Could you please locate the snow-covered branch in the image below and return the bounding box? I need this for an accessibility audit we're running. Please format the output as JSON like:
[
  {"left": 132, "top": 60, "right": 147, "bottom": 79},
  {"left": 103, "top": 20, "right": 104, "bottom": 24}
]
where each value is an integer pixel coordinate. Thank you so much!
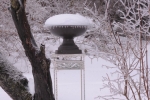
[{"left": 0, "top": 53, "right": 32, "bottom": 100}]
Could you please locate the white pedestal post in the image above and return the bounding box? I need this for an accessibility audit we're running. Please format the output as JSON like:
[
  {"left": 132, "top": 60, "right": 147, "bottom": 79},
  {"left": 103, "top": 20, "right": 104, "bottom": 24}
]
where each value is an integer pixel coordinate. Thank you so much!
[{"left": 51, "top": 54, "right": 85, "bottom": 100}]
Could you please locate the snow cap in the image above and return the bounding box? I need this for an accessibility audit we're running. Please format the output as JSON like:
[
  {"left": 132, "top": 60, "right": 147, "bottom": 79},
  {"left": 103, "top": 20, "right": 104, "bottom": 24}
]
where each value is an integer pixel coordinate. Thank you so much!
[{"left": 44, "top": 13, "right": 91, "bottom": 28}]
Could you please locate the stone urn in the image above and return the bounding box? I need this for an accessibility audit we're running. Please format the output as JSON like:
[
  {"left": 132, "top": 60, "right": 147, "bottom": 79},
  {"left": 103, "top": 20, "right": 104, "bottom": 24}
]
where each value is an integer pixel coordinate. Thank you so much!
[{"left": 45, "top": 14, "right": 89, "bottom": 54}]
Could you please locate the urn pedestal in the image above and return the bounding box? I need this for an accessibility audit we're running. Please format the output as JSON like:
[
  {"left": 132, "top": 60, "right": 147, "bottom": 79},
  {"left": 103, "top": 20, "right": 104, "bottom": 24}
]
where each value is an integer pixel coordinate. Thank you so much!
[
  {"left": 45, "top": 14, "right": 89, "bottom": 100},
  {"left": 49, "top": 25, "right": 87, "bottom": 54}
]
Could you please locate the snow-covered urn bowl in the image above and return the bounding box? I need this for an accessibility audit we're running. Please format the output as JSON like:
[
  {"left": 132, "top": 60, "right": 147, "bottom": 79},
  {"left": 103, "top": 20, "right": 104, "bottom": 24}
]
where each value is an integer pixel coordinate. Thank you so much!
[{"left": 45, "top": 14, "right": 90, "bottom": 54}]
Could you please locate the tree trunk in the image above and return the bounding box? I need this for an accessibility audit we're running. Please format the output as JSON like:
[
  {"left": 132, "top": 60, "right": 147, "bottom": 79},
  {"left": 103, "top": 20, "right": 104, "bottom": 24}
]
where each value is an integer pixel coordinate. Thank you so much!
[{"left": 8, "top": 0, "right": 55, "bottom": 100}]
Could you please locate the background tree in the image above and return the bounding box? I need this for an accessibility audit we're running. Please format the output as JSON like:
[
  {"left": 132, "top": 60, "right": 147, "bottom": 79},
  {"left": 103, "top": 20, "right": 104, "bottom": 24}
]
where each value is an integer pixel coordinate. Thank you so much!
[
  {"left": 1, "top": 0, "right": 55, "bottom": 100},
  {"left": 93, "top": 0, "right": 150, "bottom": 99},
  {"left": 0, "top": 0, "right": 92, "bottom": 99},
  {"left": 1, "top": 0, "right": 149, "bottom": 100}
]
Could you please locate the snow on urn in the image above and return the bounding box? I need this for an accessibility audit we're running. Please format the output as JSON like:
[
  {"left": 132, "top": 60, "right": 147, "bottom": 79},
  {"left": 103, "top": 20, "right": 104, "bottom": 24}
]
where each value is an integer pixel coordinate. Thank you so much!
[{"left": 45, "top": 14, "right": 90, "bottom": 54}]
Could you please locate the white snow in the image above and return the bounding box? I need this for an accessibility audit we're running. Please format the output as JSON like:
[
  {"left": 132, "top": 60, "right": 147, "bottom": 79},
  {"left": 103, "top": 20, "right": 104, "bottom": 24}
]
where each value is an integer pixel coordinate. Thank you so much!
[
  {"left": 0, "top": 33, "right": 150, "bottom": 100},
  {"left": 52, "top": 57, "right": 114, "bottom": 100},
  {"left": 24, "top": 74, "right": 35, "bottom": 95},
  {"left": 0, "top": 56, "right": 114, "bottom": 100},
  {"left": 44, "top": 14, "right": 90, "bottom": 27},
  {"left": 0, "top": 87, "right": 12, "bottom": 100},
  {"left": 0, "top": 54, "right": 126, "bottom": 100}
]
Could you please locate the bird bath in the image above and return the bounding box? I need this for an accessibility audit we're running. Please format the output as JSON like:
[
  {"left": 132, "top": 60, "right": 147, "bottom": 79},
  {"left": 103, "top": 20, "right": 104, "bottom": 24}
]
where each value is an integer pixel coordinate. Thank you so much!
[{"left": 45, "top": 14, "right": 90, "bottom": 54}]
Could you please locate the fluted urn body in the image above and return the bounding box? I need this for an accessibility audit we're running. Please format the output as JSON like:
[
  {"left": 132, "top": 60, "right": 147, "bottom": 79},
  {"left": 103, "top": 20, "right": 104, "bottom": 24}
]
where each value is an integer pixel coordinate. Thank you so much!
[
  {"left": 45, "top": 14, "right": 89, "bottom": 54},
  {"left": 50, "top": 25, "right": 87, "bottom": 54}
]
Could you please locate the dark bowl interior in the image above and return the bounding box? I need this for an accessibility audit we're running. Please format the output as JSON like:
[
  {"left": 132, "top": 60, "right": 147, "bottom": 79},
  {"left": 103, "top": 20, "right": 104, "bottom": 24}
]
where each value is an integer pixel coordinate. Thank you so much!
[{"left": 50, "top": 25, "right": 87, "bottom": 38}]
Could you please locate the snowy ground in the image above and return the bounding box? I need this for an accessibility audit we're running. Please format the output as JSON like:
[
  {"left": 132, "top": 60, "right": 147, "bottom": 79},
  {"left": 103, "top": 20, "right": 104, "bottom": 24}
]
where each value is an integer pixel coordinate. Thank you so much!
[
  {"left": 0, "top": 43, "right": 149, "bottom": 100},
  {"left": 0, "top": 56, "right": 115, "bottom": 100}
]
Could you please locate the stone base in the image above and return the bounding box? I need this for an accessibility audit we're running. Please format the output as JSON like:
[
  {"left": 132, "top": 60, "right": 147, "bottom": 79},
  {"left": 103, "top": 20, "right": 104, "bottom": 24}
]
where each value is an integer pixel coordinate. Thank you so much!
[
  {"left": 55, "top": 49, "right": 82, "bottom": 54},
  {"left": 55, "top": 38, "right": 82, "bottom": 54}
]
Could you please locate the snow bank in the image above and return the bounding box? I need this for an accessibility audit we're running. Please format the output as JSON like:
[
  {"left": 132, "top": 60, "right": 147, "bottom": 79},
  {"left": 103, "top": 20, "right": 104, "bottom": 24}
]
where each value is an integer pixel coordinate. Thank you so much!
[{"left": 44, "top": 13, "right": 90, "bottom": 27}]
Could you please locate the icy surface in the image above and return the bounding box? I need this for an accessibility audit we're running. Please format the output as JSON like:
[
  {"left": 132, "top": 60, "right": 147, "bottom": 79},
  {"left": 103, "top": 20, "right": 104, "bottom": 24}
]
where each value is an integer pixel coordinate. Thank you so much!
[{"left": 44, "top": 13, "right": 90, "bottom": 27}]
